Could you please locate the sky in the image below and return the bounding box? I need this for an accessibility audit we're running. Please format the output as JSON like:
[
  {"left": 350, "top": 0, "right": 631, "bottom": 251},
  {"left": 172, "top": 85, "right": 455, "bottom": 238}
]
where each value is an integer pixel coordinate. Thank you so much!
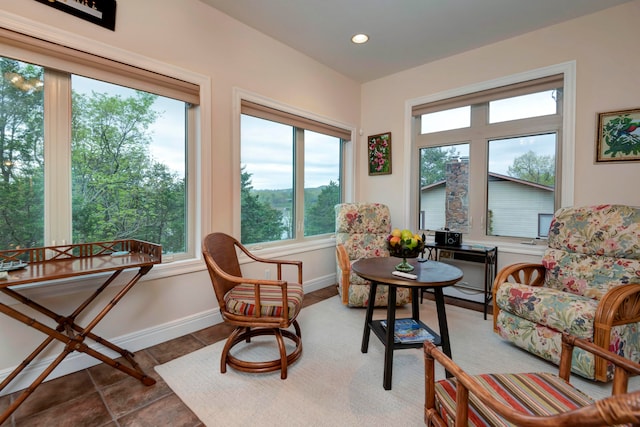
[{"left": 241, "top": 115, "right": 341, "bottom": 190}]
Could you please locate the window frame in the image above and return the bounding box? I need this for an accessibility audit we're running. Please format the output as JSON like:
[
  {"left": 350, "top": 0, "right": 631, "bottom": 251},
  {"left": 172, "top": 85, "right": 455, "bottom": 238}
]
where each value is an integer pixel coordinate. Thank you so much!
[
  {"left": 0, "top": 19, "right": 212, "bottom": 276},
  {"left": 233, "top": 89, "right": 356, "bottom": 250},
  {"left": 404, "top": 62, "right": 576, "bottom": 249}
]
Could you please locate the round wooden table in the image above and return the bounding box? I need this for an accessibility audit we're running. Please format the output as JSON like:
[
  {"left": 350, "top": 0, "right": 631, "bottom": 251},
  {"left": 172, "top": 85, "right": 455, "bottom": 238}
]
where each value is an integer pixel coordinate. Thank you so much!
[{"left": 352, "top": 257, "right": 463, "bottom": 390}]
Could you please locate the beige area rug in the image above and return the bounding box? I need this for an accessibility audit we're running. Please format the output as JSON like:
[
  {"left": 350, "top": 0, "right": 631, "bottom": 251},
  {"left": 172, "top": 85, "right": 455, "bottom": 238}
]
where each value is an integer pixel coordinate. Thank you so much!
[{"left": 155, "top": 296, "right": 639, "bottom": 427}]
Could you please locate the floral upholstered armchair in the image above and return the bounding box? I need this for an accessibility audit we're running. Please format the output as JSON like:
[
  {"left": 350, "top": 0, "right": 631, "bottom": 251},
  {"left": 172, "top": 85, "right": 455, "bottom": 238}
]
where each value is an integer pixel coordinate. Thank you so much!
[
  {"left": 335, "top": 203, "right": 411, "bottom": 307},
  {"left": 493, "top": 204, "right": 640, "bottom": 382}
]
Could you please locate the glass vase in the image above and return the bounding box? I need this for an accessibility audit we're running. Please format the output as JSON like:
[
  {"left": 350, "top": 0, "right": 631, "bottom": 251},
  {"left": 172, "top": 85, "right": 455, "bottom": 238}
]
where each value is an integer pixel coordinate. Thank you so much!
[{"left": 395, "top": 257, "right": 414, "bottom": 272}]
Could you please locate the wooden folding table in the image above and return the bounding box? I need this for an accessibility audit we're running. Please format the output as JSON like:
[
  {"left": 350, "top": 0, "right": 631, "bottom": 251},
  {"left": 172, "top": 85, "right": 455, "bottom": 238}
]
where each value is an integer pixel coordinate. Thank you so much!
[{"left": 0, "top": 240, "right": 162, "bottom": 424}]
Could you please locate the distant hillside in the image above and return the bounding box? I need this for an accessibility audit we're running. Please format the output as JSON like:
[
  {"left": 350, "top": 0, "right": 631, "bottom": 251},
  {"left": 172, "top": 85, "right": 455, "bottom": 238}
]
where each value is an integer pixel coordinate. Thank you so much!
[{"left": 253, "top": 186, "right": 325, "bottom": 210}]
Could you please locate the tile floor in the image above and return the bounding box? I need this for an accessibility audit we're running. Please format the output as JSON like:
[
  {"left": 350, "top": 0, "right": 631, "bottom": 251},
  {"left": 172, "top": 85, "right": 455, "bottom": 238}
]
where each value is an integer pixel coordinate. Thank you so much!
[
  {"left": 0, "top": 285, "right": 487, "bottom": 426},
  {"left": 0, "top": 285, "right": 339, "bottom": 427}
]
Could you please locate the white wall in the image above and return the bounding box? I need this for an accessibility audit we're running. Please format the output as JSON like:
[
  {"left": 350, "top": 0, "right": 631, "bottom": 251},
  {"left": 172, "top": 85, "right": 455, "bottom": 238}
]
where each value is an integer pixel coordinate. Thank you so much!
[{"left": 0, "top": 0, "right": 360, "bottom": 392}]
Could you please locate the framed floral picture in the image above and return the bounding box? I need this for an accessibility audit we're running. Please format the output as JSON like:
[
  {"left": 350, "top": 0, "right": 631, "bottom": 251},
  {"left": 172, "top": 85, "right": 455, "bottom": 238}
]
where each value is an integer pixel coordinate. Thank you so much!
[
  {"left": 596, "top": 108, "right": 640, "bottom": 162},
  {"left": 368, "top": 132, "right": 392, "bottom": 175}
]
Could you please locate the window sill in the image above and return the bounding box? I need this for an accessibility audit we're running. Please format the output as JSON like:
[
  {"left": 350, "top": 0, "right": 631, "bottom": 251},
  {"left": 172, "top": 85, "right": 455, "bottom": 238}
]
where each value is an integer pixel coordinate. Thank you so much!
[
  {"left": 239, "top": 236, "right": 336, "bottom": 263},
  {"left": 454, "top": 238, "right": 545, "bottom": 258}
]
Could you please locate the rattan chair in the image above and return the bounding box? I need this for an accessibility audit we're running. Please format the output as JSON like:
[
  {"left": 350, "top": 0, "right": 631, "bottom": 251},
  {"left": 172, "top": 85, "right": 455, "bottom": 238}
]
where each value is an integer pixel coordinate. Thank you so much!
[
  {"left": 335, "top": 202, "right": 411, "bottom": 307},
  {"left": 424, "top": 333, "right": 640, "bottom": 426},
  {"left": 492, "top": 204, "right": 640, "bottom": 382},
  {"left": 202, "top": 232, "right": 304, "bottom": 379}
]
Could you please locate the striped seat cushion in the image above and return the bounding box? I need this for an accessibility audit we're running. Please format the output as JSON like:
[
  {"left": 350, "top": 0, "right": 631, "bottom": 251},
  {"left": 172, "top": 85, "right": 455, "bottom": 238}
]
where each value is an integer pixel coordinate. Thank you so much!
[
  {"left": 434, "top": 372, "right": 594, "bottom": 427},
  {"left": 225, "top": 282, "right": 304, "bottom": 320}
]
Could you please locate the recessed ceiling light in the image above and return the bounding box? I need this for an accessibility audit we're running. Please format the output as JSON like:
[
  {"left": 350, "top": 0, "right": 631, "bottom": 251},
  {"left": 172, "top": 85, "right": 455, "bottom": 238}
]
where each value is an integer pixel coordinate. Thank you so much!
[{"left": 351, "top": 34, "right": 369, "bottom": 44}]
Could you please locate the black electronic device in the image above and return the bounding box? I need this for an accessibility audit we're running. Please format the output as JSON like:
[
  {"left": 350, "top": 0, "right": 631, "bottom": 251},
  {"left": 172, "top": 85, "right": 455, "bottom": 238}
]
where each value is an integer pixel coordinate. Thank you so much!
[{"left": 434, "top": 229, "right": 462, "bottom": 246}]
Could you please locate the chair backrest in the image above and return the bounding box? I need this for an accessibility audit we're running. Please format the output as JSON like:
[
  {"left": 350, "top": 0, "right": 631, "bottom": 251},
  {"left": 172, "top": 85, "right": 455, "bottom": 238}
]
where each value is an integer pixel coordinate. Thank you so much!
[
  {"left": 335, "top": 202, "right": 391, "bottom": 261},
  {"left": 542, "top": 204, "right": 640, "bottom": 299},
  {"left": 202, "top": 232, "right": 244, "bottom": 306}
]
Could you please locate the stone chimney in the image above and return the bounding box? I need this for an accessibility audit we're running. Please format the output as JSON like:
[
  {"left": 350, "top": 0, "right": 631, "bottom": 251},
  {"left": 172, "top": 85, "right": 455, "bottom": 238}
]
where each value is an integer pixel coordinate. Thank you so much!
[{"left": 445, "top": 158, "right": 469, "bottom": 232}]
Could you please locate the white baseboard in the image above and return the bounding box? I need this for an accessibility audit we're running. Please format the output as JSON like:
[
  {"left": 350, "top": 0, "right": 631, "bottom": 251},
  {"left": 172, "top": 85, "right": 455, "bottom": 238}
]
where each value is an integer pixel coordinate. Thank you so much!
[
  {"left": 0, "top": 274, "right": 336, "bottom": 396},
  {"left": 0, "top": 308, "right": 221, "bottom": 396},
  {"left": 303, "top": 273, "right": 336, "bottom": 293}
]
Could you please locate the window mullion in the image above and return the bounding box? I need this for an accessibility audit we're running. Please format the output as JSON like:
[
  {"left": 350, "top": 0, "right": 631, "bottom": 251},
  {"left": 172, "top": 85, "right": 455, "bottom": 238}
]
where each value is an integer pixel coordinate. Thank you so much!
[
  {"left": 484, "top": 116, "right": 562, "bottom": 139},
  {"left": 469, "top": 104, "right": 488, "bottom": 240},
  {"left": 294, "top": 127, "right": 304, "bottom": 241},
  {"left": 43, "top": 69, "right": 72, "bottom": 246},
  {"left": 185, "top": 104, "right": 197, "bottom": 257}
]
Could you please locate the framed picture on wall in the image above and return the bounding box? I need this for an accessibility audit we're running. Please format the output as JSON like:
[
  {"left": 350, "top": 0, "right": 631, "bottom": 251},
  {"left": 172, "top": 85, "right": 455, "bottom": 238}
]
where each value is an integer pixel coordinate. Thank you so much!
[
  {"left": 34, "top": 0, "right": 117, "bottom": 31},
  {"left": 595, "top": 108, "right": 640, "bottom": 163},
  {"left": 367, "top": 132, "right": 392, "bottom": 175}
]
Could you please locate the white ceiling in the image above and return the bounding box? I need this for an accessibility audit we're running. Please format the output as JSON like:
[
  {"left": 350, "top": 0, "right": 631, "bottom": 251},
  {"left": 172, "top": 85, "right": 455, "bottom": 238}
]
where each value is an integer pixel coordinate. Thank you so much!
[{"left": 200, "top": 0, "right": 632, "bottom": 82}]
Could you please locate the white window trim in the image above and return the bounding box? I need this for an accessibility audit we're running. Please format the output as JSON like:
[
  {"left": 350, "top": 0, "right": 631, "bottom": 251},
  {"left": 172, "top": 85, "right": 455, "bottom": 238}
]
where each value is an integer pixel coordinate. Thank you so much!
[
  {"left": 403, "top": 61, "right": 576, "bottom": 255},
  {"left": 0, "top": 10, "right": 213, "bottom": 284},
  {"left": 231, "top": 88, "right": 356, "bottom": 254}
]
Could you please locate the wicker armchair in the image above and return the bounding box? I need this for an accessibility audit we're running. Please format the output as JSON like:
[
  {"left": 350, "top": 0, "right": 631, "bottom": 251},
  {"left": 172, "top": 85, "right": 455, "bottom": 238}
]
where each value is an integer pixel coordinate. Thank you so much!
[
  {"left": 202, "top": 232, "right": 304, "bottom": 379},
  {"left": 492, "top": 204, "right": 640, "bottom": 382},
  {"left": 424, "top": 334, "right": 640, "bottom": 426}
]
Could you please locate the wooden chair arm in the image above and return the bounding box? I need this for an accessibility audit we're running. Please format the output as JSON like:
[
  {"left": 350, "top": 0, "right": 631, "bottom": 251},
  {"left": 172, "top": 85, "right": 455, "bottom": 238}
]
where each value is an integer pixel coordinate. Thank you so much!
[
  {"left": 336, "top": 244, "right": 351, "bottom": 305},
  {"left": 235, "top": 242, "right": 303, "bottom": 284},
  {"left": 424, "top": 336, "right": 640, "bottom": 427},
  {"left": 492, "top": 263, "right": 546, "bottom": 331},
  {"left": 204, "top": 251, "right": 294, "bottom": 322},
  {"left": 592, "top": 283, "right": 640, "bottom": 381},
  {"left": 561, "top": 333, "right": 640, "bottom": 394},
  {"left": 595, "top": 283, "right": 640, "bottom": 329}
]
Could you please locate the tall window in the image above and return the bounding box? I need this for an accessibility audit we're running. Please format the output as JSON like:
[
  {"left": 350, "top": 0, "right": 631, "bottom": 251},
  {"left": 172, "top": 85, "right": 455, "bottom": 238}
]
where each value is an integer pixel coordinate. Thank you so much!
[
  {"left": 0, "top": 29, "right": 199, "bottom": 257},
  {"left": 414, "top": 75, "right": 563, "bottom": 240},
  {"left": 240, "top": 100, "right": 347, "bottom": 245},
  {"left": 0, "top": 59, "right": 44, "bottom": 249},
  {"left": 71, "top": 76, "right": 188, "bottom": 252}
]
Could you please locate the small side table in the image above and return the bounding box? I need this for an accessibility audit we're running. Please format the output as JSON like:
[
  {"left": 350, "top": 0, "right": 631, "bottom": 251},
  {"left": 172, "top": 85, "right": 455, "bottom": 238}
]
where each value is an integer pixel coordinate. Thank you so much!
[
  {"left": 353, "top": 257, "right": 463, "bottom": 390},
  {"left": 422, "top": 244, "right": 498, "bottom": 319}
]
